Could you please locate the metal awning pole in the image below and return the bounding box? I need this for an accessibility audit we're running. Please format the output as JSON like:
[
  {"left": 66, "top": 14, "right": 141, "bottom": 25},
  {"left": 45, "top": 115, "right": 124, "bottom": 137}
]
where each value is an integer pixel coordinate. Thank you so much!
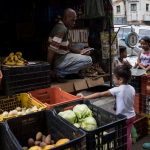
[{"left": 108, "top": 18, "right": 112, "bottom": 87}]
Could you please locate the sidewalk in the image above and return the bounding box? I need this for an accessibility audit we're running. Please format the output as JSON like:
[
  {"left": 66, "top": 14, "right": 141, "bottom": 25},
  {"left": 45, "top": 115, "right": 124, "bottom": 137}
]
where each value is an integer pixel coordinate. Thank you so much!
[{"left": 132, "top": 135, "right": 150, "bottom": 150}]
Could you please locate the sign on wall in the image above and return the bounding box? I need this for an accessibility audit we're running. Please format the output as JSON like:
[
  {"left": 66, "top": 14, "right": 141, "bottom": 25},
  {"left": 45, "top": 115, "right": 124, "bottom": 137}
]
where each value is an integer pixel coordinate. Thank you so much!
[
  {"left": 68, "top": 29, "right": 89, "bottom": 44},
  {"left": 101, "top": 32, "right": 117, "bottom": 59}
]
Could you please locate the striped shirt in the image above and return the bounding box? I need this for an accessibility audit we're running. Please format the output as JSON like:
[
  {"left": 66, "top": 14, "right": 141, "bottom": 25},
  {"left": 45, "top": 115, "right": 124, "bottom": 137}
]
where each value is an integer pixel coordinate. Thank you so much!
[{"left": 48, "top": 21, "right": 70, "bottom": 54}]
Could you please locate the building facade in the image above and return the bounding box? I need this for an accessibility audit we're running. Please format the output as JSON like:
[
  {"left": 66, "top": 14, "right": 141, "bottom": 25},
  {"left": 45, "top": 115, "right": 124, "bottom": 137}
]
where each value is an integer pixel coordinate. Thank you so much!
[{"left": 113, "top": 0, "right": 150, "bottom": 25}]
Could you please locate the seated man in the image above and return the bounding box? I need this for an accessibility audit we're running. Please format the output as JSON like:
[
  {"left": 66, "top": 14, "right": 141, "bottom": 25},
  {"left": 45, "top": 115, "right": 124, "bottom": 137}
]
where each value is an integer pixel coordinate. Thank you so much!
[{"left": 47, "top": 8, "right": 92, "bottom": 81}]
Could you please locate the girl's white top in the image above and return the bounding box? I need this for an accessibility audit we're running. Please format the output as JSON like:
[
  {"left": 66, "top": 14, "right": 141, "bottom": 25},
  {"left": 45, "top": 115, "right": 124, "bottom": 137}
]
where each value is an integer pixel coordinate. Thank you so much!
[{"left": 109, "top": 84, "right": 135, "bottom": 119}]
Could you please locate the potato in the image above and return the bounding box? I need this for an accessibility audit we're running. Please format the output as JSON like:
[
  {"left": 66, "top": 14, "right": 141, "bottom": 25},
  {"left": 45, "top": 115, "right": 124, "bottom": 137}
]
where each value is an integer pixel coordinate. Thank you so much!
[
  {"left": 22, "top": 146, "right": 28, "bottom": 150},
  {"left": 36, "top": 132, "right": 43, "bottom": 141},
  {"left": 44, "top": 134, "right": 51, "bottom": 145},
  {"left": 39, "top": 142, "right": 46, "bottom": 147},
  {"left": 28, "top": 138, "right": 35, "bottom": 147},
  {"left": 34, "top": 141, "right": 41, "bottom": 146},
  {"left": 42, "top": 135, "right": 46, "bottom": 142},
  {"left": 2, "top": 111, "right": 8, "bottom": 117},
  {"left": 16, "top": 107, "right": 22, "bottom": 111},
  {"left": 50, "top": 140, "right": 54, "bottom": 144},
  {"left": 8, "top": 110, "right": 18, "bottom": 116}
]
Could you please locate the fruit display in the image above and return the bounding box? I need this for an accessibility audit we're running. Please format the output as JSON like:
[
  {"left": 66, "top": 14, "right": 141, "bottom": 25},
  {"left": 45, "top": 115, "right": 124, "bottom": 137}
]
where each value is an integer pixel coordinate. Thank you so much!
[
  {"left": 1, "top": 106, "right": 42, "bottom": 118},
  {"left": 3, "top": 52, "right": 27, "bottom": 66},
  {"left": 22, "top": 131, "right": 70, "bottom": 150},
  {"left": 58, "top": 104, "right": 97, "bottom": 131}
]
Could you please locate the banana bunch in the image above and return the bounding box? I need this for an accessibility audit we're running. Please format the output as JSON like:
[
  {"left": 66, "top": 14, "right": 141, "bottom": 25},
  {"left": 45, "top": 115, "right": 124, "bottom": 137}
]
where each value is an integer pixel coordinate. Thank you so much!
[{"left": 3, "top": 52, "right": 27, "bottom": 66}]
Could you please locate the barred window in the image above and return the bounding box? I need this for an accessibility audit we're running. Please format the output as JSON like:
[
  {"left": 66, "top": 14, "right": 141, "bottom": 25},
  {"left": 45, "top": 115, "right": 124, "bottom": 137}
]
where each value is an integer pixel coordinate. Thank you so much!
[
  {"left": 116, "top": 5, "right": 120, "bottom": 13},
  {"left": 131, "top": 4, "right": 137, "bottom": 11}
]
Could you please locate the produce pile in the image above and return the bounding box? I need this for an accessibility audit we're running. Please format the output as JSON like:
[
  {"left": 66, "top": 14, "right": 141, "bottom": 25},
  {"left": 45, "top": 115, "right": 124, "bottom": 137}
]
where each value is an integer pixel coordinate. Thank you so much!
[
  {"left": 58, "top": 104, "right": 97, "bottom": 131},
  {"left": 3, "top": 52, "right": 27, "bottom": 66},
  {"left": 2, "top": 106, "right": 42, "bottom": 118},
  {"left": 23, "top": 131, "right": 70, "bottom": 150}
]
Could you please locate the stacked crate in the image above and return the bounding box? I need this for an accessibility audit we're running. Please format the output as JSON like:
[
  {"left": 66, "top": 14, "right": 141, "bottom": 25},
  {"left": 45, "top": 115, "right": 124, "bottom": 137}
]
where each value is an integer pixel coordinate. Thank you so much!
[
  {"left": 130, "top": 74, "right": 150, "bottom": 140},
  {"left": 138, "top": 75, "right": 150, "bottom": 114},
  {"left": 139, "top": 75, "right": 150, "bottom": 135}
]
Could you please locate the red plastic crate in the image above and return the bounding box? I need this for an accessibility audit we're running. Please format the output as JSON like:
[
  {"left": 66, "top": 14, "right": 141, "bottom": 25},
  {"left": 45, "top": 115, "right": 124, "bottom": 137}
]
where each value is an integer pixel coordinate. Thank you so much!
[
  {"left": 141, "top": 75, "right": 150, "bottom": 95},
  {"left": 133, "top": 114, "right": 147, "bottom": 140},
  {"left": 138, "top": 94, "right": 150, "bottom": 114},
  {"left": 134, "top": 94, "right": 140, "bottom": 113},
  {"left": 29, "top": 87, "right": 80, "bottom": 109}
]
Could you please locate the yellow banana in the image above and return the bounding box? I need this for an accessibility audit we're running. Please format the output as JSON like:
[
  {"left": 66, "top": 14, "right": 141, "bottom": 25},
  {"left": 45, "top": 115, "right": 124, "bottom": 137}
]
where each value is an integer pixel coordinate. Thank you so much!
[
  {"left": 15, "top": 52, "right": 22, "bottom": 57},
  {"left": 9, "top": 55, "right": 14, "bottom": 62},
  {"left": 20, "top": 57, "right": 27, "bottom": 63},
  {"left": 16, "top": 60, "right": 25, "bottom": 66},
  {"left": 16, "top": 62, "right": 25, "bottom": 66},
  {"left": 9, "top": 52, "right": 14, "bottom": 57},
  {"left": 3, "top": 56, "right": 9, "bottom": 63},
  {"left": 14, "top": 55, "right": 19, "bottom": 61},
  {"left": 5, "top": 61, "right": 16, "bottom": 66}
]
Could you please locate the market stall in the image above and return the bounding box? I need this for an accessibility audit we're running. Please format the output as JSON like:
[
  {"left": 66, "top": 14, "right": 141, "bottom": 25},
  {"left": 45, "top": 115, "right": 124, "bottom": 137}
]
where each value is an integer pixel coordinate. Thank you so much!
[{"left": 0, "top": 0, "right": 134, "bottom": 150}]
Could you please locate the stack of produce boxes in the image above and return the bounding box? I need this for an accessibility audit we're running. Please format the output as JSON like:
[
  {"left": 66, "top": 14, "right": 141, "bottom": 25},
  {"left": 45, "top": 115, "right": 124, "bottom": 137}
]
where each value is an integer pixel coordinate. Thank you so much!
[
  {"left": 0, "top": 93, "right": 49, "bottom": 150},
  {"left": 0, "top": 90, "right": 86, "bottom": 150},
  {"left": 6, "top": 110, "right": 86, "bottom": 150},
  {"left": 52, "top": 99, "right": 127, "bottom": 150},
  {"left": 28, "top": 86, "right": 128, "bottom": 149},
  {"left": 132, "top": 74, "right": 150, "bottom": 141},
  {"left": 140, "top": 75, "right": 150, "bottom": 135},
  {"left": 0, "top": 122, "right": 21, "bottom": 150},
  {"left": 0, "top": 52, "right": 87, "bottom": 150}
]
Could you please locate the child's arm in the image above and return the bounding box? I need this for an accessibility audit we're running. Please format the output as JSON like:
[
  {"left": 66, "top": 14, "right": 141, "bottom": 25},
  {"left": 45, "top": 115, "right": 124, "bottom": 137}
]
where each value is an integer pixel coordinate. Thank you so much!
[
  {"left": 135, "top": 50, "right": 146, "bottom": 69},
  {"left": 124, "top": 60, "right": 132, "bottom": 68},
  {"left": 83, "top": 90, "right": 112, "bottom": 100},
  {"left": 146, "top": 65, "right": 150, "bottom": 71},
  {"left": 113, "top": 59, "right": 118, "bottom": 68},
  {"left": 138, "top": 63, "right": 146, "bottom": 70}
]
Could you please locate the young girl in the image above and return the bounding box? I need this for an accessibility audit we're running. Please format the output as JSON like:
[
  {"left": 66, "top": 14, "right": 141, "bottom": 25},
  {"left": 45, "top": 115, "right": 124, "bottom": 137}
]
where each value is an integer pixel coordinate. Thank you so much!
[
  {"left": 79, "top": 65, "right": 135, "bottom": 150},
  {"left": 113, "top": 45, "right": 132, "bottom": 69},
  {"left": 135, "top": 36, "right": 150, "bottom": 71}
]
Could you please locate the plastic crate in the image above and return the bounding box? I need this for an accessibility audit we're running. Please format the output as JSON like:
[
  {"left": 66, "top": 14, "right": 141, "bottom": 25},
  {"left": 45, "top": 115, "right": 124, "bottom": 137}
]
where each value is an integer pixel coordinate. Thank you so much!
[
  {"left": 0, "top": 70, "right": 2, "bottom": 88},
  {"left": 141, "top": 75, "right": 150, "bottom": 95},
  {"left": 1, "top": 61, "right": 51, "bottom": 95},
  {"left": 0, "top": 93, "right": 46, "bottom": 122},
  {"left": 29, "top": 87, "right": 81, "bottom": 109},
  {"left": 129, "top": 76, "right": 141, "bottom": 93},
  {"left": 144, "top": 114, "right": 150, "bottom": 135},
  {"left": 53, "top": 100, "right": 127, "bottom": 150},
  {"left": 139, "top": 94, "right": 150, "bottom": 114},
  {"left": 134, "top": 94, "right": 140, "bottom": 114},
  {"left": 6, "top": 110, "right": 86, "bottom": 150},
  {"left": 133, "top": 114, "right": 147, "bottom": 140},
  {"left": 0, "top": 122, "right": 21, "bottom": 150}
]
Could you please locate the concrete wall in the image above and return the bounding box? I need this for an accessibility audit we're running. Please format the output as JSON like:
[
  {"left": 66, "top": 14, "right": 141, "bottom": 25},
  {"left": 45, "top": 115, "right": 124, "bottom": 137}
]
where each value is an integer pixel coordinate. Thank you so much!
[{"left": 113, "top": 0, "right": 150, "bottom": 25}]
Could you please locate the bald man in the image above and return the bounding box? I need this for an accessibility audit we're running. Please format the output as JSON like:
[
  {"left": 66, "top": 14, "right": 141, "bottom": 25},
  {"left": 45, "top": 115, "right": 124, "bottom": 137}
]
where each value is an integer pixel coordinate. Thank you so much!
[{"left": 48, "top": 8, "right": 92, "bottom": 81}]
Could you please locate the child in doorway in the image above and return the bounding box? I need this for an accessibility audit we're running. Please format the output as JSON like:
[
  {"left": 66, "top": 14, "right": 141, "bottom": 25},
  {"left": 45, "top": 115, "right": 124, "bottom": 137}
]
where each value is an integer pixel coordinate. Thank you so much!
[
  {"left": 135, "top": 36, "right": 150, "bottom": 71},
  {"left": 113, "top": 45, "right": 132, "bottom": 69},
  {"left": 78, "top": 65, "right": 135, "bottom": 150}
]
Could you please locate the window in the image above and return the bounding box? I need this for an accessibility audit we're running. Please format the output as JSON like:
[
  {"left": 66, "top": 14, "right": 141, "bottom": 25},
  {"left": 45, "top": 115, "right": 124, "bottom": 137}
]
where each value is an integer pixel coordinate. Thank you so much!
[
  {"left": 116, "top": 5, "right": 120, "bottom": 13},
  {"left": 146, "top": 4, "right": 149, "bottom": 11},
  {"left": 139, "top": 29, "right": 150, "bottom": 38},
  {"left": 131, "top": 4, "right": 137, "bottom": 11}
]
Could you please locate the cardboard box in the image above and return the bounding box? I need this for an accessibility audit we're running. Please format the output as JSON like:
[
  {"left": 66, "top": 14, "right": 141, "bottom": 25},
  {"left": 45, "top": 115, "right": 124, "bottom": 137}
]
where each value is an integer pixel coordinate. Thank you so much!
[
  {"left": 51, "top": 77, "right": 104, "bottom": 93},
  {"left": 85, "top": 77, "right": 104, "bottom": 88}
]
